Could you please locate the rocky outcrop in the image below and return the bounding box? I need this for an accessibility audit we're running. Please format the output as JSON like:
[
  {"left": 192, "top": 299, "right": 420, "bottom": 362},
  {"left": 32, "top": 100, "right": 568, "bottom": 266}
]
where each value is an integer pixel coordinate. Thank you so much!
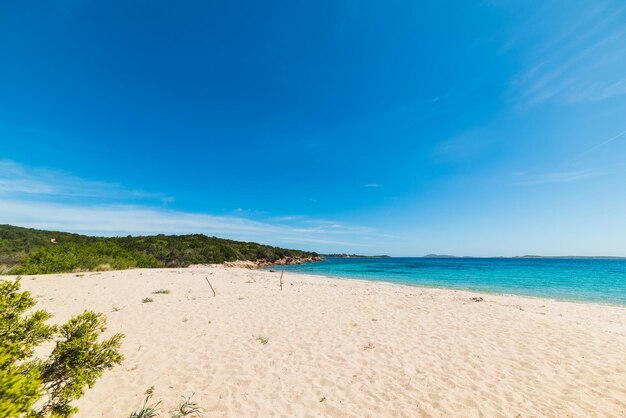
[
  {"left": 267, "top": 255, "right": 322, "bottom": 266},
  {"left": 223, "top": 255, "right": 322, "bottom": 269},
  {"left": 223, "top": 260, "right": 259, "bottom": 269}
]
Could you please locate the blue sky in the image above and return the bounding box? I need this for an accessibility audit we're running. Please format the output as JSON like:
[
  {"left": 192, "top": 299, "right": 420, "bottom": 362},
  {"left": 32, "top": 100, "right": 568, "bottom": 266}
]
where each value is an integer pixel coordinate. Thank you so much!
[{"left": 1, "top": 0, "right": 626, "bottom": 256}]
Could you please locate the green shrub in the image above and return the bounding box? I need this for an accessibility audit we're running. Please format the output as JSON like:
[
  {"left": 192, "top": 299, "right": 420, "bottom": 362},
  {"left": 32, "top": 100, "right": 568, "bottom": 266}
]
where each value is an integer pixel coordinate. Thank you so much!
[
  {"left": 0, "top": 278, "right": 124, "bottom": 417},
  {"left": 15, "top": 242, "right": 162, "bottom": 275}
]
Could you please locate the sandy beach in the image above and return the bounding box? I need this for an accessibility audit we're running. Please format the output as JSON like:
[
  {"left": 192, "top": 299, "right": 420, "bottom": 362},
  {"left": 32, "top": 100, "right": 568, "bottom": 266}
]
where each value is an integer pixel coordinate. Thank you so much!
[{"left": 13, "top": 266, "right": 626, "bottom": 417}]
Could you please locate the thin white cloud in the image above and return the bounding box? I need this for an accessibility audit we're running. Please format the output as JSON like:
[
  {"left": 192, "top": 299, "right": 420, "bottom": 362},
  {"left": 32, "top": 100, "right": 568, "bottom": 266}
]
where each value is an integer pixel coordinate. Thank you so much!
[
  {"left": 0, "top": 160, "right": 169, "bottom": 202},
  {"left": 434, "top": 129, "right": 492, "bottom": 162},
  {"left": 364, "top": 183, "right": 383, "bottom": 188},
  {"left": 508, "top": 1, "right": 626, "bottom": 106},
  {"left": 0, "top": 200, "right": 373, "bottom": 247},
  {"left": 565, "top": 129, "right": 626, "bottom": 165},
  {"left": 0, "top": 160, "right": 385, "bottom": 250},
  {"left": 517, "top": 169, "right": 602, "bottom": 185},
  {"left": 269, "top": 215, "right": 307, "bottom": 222}
]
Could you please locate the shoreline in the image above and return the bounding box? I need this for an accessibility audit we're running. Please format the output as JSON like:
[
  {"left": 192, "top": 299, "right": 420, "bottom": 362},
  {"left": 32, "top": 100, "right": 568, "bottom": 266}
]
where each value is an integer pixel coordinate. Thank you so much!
[
  {"left": 9, "top": 263, "right": 625, "bottom": 308},
  {"left": 265, "top": 267, "right": 626, "bottom": 308}
]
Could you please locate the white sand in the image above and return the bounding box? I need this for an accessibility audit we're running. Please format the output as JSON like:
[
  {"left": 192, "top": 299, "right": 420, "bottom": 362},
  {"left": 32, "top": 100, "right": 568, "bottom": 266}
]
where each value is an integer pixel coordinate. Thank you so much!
[{"left": 13, "top": 266, "right": 626, "bottom": 417}]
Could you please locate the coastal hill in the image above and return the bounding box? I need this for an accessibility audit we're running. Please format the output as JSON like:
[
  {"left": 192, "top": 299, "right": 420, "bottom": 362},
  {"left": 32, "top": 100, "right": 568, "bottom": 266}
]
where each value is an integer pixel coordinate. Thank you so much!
[{"left": 0, "top": 224, "right": 318, "bottom": 275}]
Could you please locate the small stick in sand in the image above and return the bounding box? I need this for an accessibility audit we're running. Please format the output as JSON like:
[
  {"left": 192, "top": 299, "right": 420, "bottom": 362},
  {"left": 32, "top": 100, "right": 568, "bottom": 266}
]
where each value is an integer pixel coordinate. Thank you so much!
[
  {"left": 205, "top": 276, "right": 216, "bottom": 297},
  {"left": 279, "top": 269, "right": 284, "bottom": 291}
]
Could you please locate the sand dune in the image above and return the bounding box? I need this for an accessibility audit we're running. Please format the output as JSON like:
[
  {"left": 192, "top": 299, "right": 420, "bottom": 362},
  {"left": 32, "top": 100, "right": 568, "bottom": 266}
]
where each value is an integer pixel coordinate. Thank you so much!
[{"left": 15, "top": 267, "right": 626, "bottom": 417}]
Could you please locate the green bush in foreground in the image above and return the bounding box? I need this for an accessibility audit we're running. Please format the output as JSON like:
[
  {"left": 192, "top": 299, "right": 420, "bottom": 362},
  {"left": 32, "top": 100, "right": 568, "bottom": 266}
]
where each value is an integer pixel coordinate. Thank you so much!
[{"left": 0, "top": 278, "right": 124, "bottom": 417}]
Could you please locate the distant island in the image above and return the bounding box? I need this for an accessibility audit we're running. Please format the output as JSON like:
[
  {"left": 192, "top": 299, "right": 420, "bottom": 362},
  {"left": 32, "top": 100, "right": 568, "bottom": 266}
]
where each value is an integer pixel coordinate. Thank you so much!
[
  {"left": 0, "top": 224, "right": 319, "bottom": 275},
  {"left": 514, "top": 255, "right": 626, "bottom": 259},
  {"left": 322, "top": 254, "right": 391, "bottom": 258},
  {"left": 420, "top": 254, "right": 626, "bottom": 259}
]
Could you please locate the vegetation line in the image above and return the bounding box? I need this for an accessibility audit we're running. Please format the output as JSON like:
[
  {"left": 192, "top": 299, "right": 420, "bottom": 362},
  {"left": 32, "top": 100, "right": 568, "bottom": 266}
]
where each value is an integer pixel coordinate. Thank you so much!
[{"left": 0, "top": 224, "right": 318, "bottom": 275}]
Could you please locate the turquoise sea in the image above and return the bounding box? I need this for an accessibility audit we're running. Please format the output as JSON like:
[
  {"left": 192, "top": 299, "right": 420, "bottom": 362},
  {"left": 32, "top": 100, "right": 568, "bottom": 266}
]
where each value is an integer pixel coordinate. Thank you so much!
[{"left": 276, "top": 257, "right": 626, "bottom": 306}]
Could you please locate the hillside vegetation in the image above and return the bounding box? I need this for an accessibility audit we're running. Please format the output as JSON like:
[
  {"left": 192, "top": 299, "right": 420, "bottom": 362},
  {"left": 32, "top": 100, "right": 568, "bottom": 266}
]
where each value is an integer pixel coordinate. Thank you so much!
[{"left": 0, "top": 224, "right": 317, "bottom": 275}]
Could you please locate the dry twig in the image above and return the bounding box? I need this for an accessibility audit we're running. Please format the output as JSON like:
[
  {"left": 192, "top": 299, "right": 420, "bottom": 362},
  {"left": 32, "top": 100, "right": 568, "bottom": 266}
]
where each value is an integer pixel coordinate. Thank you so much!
[{"left": 205, "top": 276, "right": 216, "bottom": 297}]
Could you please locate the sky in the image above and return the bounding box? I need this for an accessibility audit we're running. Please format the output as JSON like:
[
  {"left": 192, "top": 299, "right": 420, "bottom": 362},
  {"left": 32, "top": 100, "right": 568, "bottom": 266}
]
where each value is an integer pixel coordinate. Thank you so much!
[{"left": 1, "top": 0, "right": 626, "bottom": 256}]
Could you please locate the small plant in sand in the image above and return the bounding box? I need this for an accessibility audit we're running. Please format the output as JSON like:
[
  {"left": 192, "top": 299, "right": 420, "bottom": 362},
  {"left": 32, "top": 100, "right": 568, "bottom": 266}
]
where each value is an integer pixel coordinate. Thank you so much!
[
  {"left": 170, "top": 394, "right": 202, "bottom": 418},
  {"left": 256, "top": 336, "right": 269, "bottom": 345},
  {"left": 127, "top": 394, "right": 202, "bottom": 418},
  {"left": 0, "top": 277, "right": 123, "bottom": 417},
  {"left": 142, "top": 297, "right": 154, "bottom": 303},
  {"left": 152, "top": 289, "right": 170, "bottom": 295},
  {"left": 127, "top": 395, "right": 161, "bottom": 418}
]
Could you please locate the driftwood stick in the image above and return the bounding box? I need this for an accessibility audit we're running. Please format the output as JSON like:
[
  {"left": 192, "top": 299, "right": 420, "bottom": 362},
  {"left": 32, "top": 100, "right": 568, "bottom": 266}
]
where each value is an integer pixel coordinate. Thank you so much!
[
  {"left": 205, "top": 276, "right": 216, "bottom": 297},
  {"left": 279, "top": 269, "right": 284, "bottom": 291}
]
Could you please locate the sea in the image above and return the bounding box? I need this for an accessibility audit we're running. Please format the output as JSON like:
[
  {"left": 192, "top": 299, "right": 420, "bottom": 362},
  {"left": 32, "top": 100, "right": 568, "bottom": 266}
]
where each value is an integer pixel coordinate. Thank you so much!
[{"left": 274, "top": 257, "right": 626, "bottom": 306}]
